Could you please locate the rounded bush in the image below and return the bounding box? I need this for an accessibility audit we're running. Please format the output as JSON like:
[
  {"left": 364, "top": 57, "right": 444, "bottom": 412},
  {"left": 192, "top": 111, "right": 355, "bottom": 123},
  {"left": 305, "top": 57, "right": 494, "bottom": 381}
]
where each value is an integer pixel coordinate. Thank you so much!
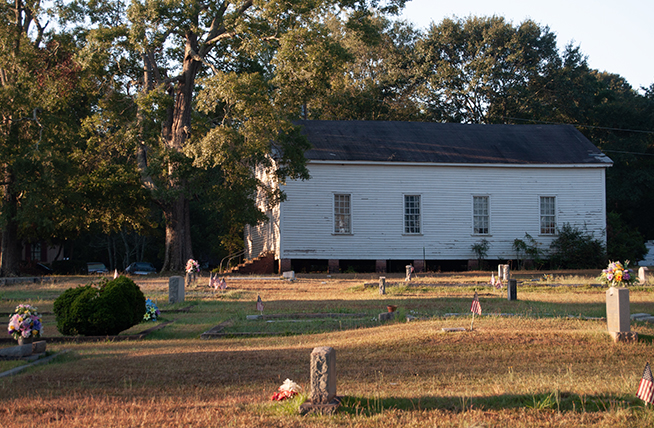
[{"left": 54, "top": 276, "right": 146, "bottom": 336}]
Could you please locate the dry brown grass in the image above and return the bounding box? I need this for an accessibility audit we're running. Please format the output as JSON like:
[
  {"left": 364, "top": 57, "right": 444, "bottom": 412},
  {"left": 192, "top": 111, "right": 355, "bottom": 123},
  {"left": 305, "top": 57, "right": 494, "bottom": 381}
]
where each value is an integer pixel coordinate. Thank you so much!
[{"left": 1, "top": 274, "right": 654, "bottom": 427}]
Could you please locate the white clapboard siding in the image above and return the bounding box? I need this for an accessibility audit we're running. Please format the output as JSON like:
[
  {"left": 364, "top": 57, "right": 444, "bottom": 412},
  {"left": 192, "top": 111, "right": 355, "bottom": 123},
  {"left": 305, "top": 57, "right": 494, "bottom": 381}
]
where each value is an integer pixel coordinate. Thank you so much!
[
  {"left": 245, "top": 167, "right": 281, "bottom": 260},
  {"left": 276, "top": 162, "right": 607, "bottom": 260}
]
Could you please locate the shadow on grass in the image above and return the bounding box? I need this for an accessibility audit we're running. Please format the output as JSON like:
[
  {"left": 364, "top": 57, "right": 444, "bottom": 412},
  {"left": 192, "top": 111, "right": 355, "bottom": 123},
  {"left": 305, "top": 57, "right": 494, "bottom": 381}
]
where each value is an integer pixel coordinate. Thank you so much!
[
  {"left": 633, "top": 333, "right": 654, "bottom": 345},
  {"left": 339, "top": 391, "right": 643, "bottom": 415}
]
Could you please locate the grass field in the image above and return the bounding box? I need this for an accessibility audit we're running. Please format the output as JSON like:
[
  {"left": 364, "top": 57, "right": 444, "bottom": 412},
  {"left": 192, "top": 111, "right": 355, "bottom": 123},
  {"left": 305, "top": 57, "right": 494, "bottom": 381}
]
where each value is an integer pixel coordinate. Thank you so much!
[{"left": 1, "top": 272, "right": 654, "bottom": 427}]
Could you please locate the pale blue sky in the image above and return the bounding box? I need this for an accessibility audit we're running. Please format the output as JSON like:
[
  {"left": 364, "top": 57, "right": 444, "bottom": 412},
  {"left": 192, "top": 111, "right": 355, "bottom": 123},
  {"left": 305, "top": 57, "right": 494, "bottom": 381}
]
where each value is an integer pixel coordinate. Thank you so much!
[{"left": 400, "top": 0, "right": 653, "bottom": 92}]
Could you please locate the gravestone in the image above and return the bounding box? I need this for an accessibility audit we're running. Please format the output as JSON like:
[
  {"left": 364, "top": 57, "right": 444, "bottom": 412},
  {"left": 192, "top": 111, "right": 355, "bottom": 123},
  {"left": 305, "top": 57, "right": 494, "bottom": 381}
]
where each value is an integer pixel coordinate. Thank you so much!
[
  {"left": 507, "top": 279, "right": 517, "bottom": 301},
  {"left": 498, "top": 264, "right": 510, "bottom": 282},
  {"left": 379, "top": 277, "right": 386, "bottom": 295},
  {"left": 606, "top": 287, "right": 630, "bottom": 332},
  {"left": 283, "top": 271, "right": 296, "bottom": 281},
  {"left": 300, "top": 346, "right": 339, "bottom": 415},
  {"left": 0, "top": 343, "right": 33, "bottom": 359},
  {"left": 168, "top": 276, "right": 185, "bottom": 304},
  {"left": 185, "top": 272, "right": 197, "bottom": 288},
  {"left": 405, "top": 265, "right": 414, "bottom": 281},
  {"left": 378, "top": 311, "right": 396, "bottom": 321},
  {"left": 606, "top": 287, "right": 637, "bottom": 343},
  {"left": 639, "top": 267, "right": 649, "bottom": 285}
]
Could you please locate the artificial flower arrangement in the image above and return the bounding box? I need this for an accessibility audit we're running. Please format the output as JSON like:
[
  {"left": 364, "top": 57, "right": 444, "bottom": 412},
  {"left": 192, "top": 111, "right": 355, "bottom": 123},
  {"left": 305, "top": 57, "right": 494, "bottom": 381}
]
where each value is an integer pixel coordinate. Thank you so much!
[
  {"left": 271, "top": 378, "right": 302, "bottom": 401},
  {"left": 185, "top": 259, "right": 200, "bottom": 274},
  {"left": 598, "top": 260, "right": 637, "bottom": 288},
  {"left": 143, "top": 298, "right": 160, "bottom": 322},
  {"left": 8, "top": 304, "right": 43, "bottom": 341}
]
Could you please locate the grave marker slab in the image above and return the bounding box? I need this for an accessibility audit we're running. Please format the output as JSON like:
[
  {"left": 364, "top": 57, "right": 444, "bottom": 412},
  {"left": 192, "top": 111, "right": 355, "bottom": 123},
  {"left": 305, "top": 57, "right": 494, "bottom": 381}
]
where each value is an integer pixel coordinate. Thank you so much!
[
  {"left": 631, "top": 313, "right": 651, "bottom": 320},
  {"left": 300, "top": 346, "right": 340, "bottom": 415},
  {"left": 639, "top": 267, "right": 649, "bottom": 285},
  {"left": 168, "top": 276, "right": 185, "bottom": 304},
  {"left": 498, "top": 264, "right": 510, "bottom": 281},
  {"left": 606, "top": 287, "right": 630, "bottom": 333},
  {"left": 507, "top": 279, "right": 517, "bottom": 301},
  {"left": 0, "top": 344, "right": 32, "bottom": 359}
]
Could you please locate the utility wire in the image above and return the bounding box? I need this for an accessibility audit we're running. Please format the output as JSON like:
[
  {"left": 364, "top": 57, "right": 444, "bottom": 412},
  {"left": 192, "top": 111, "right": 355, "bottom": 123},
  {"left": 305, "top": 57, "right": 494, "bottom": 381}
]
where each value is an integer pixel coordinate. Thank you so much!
[
  {"left": 500, "top": 116, "right": 654, "bottom": 157},
  {"left": 502, "top": 116, "right": 654, "bottom": 135}
]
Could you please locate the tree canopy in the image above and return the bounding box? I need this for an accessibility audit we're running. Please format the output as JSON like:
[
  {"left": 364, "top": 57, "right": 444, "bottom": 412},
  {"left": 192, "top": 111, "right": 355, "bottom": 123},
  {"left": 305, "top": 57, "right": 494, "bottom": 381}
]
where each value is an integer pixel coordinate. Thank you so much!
[{"left": 2, "top": 8, "right": 653, "bottom": 273}]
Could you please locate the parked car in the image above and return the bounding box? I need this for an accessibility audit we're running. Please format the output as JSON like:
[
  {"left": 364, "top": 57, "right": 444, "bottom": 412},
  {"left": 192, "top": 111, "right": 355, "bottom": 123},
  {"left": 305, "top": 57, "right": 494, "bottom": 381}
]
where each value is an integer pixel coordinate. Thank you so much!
[
  {"left": 125, "top": 262, "right": 157, "bottom": 275},
  {"left": 87, "top": 262, "right": 109, "bottom": 274}
]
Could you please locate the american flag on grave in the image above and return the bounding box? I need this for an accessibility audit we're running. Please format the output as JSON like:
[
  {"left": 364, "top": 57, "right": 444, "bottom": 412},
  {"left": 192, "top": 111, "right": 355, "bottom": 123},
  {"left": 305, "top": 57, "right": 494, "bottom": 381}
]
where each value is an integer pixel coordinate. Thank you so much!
[
  {"left": 470, "top": 292, "right": 482, "bottom": 316},
  {"left": 637, "top": 362, "right": 654, "bottom": 404},
  {"left": 256, "top": 295, "right": 264, "bottom": 312},
  {"left": 210, "top": 274, "right": 218, "bottom": 289}
]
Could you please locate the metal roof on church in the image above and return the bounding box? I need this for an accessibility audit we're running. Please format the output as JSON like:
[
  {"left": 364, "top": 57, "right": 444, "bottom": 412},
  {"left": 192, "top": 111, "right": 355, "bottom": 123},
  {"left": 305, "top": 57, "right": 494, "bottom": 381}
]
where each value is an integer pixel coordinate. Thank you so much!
[{"left": 296, "top": 120, "right": 612, "bottom": 166}]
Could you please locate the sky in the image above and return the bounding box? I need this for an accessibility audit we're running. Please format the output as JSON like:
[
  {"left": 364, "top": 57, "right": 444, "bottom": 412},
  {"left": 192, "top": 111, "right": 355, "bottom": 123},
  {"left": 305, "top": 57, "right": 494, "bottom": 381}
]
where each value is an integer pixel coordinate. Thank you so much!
[{"left": 399, "top": 0, "right": 653, "bottom": 92}]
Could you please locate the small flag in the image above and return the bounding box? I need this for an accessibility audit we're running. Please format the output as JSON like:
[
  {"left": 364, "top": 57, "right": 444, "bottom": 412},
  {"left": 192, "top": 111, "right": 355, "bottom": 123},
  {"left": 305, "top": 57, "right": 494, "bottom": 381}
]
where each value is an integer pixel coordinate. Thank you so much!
[
  {"left": 637, "top": 362, "right": 654, "bottom": 404},
  {"left": 495, "top": 277, "right": 503, "bottom": 289},
  {"left": 490, "top": 273, "right": 495, "bottom": 285},
  {"left": 256, "top": 295, "right": 264, "bottom": 312},
  {"left": 470, "top": 292, "right": 482, "bottom": 316},
  {"left": 210, "top": 274, "right": 218, "bottom": 289},
  {"left": 113, "top": 269, "right": 118, "bottom": 279},
  {"left": 219, "top": 278, "right": 226, "bottom": 291}
]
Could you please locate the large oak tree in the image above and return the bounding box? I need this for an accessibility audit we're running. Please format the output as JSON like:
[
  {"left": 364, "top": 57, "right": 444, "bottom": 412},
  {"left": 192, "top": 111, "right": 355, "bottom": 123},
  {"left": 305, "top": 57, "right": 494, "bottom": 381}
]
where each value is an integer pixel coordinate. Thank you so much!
[{"left": 61, "top": 0, "right": 407, "bottom": 271}]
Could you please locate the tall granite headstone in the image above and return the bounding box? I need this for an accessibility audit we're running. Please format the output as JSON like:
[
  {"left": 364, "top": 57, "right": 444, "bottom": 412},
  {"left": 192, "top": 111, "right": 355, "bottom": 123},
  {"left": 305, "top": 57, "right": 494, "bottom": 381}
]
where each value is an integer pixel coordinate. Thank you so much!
[
  {"left": 606, "top": 287, "right": 637, "bottom": 342},
  {"left": 606, "top": 287, "right": 630, "bottom": 332},
  {"left": 300, "top": 346, "right": 339, "bottom": 414},
  {"left": 169, "top": 276, "right": 185, "bottom": 304},
  {"left": 507, "top": 279, "right": 517, "bottom": 301}
]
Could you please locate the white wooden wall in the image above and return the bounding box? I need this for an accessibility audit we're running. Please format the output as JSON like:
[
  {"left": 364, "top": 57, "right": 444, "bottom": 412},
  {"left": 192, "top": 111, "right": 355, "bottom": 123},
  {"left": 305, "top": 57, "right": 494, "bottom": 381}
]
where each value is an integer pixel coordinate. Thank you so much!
[
  {"left": 245, "top": 166, "right": 281, "bottom": 260},
  {"left": 275, "top": 162, "right": 608, "bottom": 261}
]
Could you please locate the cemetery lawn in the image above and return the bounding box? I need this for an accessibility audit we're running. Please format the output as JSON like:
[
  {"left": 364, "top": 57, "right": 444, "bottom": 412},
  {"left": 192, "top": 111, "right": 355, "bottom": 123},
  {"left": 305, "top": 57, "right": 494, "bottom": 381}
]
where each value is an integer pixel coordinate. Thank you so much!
[{"left": 1, "top": 272, "right": 654, "bottom": 427}]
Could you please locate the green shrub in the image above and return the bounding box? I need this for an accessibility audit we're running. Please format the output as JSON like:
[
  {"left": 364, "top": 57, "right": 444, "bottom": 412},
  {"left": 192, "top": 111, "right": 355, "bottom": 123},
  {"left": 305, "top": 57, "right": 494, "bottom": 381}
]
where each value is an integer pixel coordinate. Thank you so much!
[
  {"left": 513, "top": 233, "right": 546, "bottom": 270},
  {"left": 471, "top": 239, "right": 490, "bottom": 269},
  {"left": 549, "top": 223, "right": 606, "bottom": 269},
  {"left": 606, "top": 212, "right": 647, "bottom": 263},
  {"left": 54, "top": 276, "right": 146, "bottom": 336}
]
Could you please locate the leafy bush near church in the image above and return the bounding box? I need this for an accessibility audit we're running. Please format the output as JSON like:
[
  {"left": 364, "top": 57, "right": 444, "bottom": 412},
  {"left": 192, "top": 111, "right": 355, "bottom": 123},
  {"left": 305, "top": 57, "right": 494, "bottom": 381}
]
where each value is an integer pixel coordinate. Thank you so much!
[
  {"left": 606, "top": 212, "right": 647, "bottom": 263},
  {"left": 54, "top": 276, "right": 146, "bottom": 336},
  {"left": 549, "top": 223, "right": 606, "bottom": 269}
]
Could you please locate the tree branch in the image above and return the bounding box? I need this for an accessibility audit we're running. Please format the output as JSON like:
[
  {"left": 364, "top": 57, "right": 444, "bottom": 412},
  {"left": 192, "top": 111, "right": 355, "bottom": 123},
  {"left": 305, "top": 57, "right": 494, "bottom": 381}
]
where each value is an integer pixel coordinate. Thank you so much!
[
  {"left": 200, "top": 0, "right": 253, "bottom": 56},
  {"left": 187, "top": 48, "right": 219, "bottom": 74}
]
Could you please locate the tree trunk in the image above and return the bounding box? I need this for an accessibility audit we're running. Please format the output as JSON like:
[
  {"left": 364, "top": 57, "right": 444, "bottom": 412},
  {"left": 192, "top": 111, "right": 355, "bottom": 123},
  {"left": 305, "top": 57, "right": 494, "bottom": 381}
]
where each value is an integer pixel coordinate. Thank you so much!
[
  {"left": 158, "top": 33, "right": 201, "bottom": 272},
  {"left": 161, "top": 193, "right": 193, "bottom": 272},
  {"left": 0, "top": 168, "right": 21, "bottom": 276}
]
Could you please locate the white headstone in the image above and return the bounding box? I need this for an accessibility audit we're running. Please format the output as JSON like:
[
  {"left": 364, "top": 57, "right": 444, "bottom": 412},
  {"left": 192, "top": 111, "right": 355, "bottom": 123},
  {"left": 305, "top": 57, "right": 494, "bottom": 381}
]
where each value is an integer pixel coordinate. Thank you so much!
[
  {"left": 498, "top": 264, "right": 510, "bottom": 281},
  {"left": 639, "top": 266, "right": 648, "bottom": 285}
]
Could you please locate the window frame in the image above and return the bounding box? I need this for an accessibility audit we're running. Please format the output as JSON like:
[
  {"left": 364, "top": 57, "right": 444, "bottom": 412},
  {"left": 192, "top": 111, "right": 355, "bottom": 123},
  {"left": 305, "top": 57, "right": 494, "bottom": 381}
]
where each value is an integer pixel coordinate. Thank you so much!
[
  {"left": 30, "top": 242, "right": 41, "bottom": 262},
  {"left": 403, "top": 194, "right": 422, "bottom": 235},
  {"left": 539, "top": 195, "right": 557, "bottom": 235},
  {"left": 472, "top": 195, "right": 490, "bottom": 235},
  {"left": 333, "top": 193, "right": 352, "bottom": 235}
]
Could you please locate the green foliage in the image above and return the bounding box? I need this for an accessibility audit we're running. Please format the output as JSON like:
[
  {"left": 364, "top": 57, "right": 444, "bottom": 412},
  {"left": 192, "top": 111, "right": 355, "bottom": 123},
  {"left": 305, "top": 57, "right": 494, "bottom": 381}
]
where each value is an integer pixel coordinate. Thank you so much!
[
  {"left": 606, "top": 212, "right": 647, "bottom": 263},
  {"left": 548, "top": 223, "right": 606, "bottom": 269},
  {"left": 513, "top": 233, "right": 546, "bottom": 270},
  {"left": 471, "top": 239, "right": 490, "bottom": 268},
  {"left": 513, "top": 238, "right": 527, "bottom": 270},
  {"left": 53, "top": 276, "right": 146, "bottom": 336},
  {"left": 416, "top": 16, "right": 559, "bottom": 124}
]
